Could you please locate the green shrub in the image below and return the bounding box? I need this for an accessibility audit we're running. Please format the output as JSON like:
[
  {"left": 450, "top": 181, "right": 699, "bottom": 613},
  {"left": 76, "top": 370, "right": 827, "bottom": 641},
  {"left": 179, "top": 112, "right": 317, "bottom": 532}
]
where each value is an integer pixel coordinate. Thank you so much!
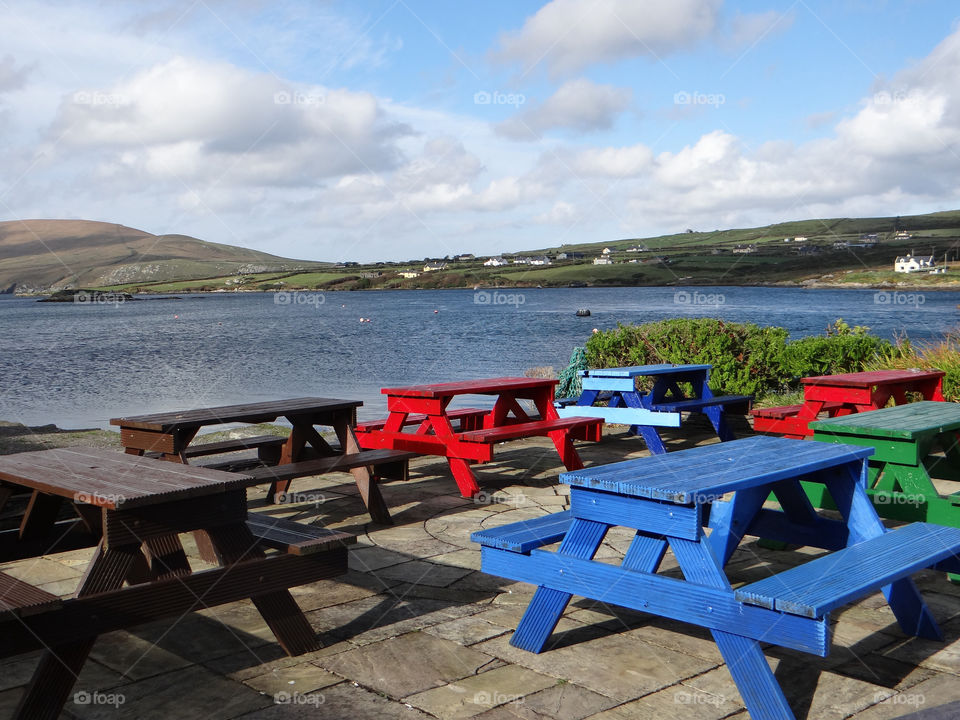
[
  {"left": 780, "top": 320, "right": 894, "bottom": 380},
  {"left": 866, "top": 331, "right": 960, "bottom": 402},
  {"left": 583, "top": 317, "right": 896, "bottom": 398},
  {"left": 585, "top": 318, "right": 789, "bottom": 396}
]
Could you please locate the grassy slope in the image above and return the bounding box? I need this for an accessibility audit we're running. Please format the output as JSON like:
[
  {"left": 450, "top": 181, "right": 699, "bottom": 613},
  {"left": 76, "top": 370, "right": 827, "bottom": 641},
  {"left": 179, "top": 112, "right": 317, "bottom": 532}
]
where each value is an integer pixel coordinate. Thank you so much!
[
  {"left": 9, "top": 210, "right": 960, "bottom": 294},
  {"left": 0, "top": 219, "right": 328, "bottom": 291}
]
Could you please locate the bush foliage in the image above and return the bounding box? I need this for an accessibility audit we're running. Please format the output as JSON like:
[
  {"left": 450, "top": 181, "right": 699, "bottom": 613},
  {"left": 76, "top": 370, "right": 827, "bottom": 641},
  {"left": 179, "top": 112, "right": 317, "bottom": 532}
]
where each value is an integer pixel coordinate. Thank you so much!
[{"left": 583, "top": 318, "right": 900, "bottom": 398}]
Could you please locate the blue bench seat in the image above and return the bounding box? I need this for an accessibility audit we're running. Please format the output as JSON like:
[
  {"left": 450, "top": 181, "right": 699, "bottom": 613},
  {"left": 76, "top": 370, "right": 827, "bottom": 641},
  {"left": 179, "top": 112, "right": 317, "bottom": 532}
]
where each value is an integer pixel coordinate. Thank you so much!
[
  {"left": 471, "top": 511, "right": 572, "bottom": 553},
  {"left": 652, "top": 394, "right": 753, "bottom": 413},
  {"left": 736, "top": 522, "right": 960, "bottom": 618}
]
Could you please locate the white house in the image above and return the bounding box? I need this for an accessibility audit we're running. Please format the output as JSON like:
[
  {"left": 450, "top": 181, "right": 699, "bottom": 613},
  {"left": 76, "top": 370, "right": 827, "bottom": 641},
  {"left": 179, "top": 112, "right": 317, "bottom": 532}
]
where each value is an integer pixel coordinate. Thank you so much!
[
  {"left": 423, "top": 262, "right": 448, "bottom": 272},
  {"left": 512, "top": 256, "right": 531, "bottom": 265},
  {"left": 593, "top": 256, "right": 613, "bottom": 265},
  {"left": 483, "top": 257, "right": 508, "bottom": 267},
  {"left": 399, "top": 271, "right": 420, "bottom": 279},
  {"left": 895, "top": 254, "right": 935, "bottom": 273},
  {"left": 601, "top": 247, "right": 612, "bottom": 255},
  {"left": 530, "top": 256, "right": 552, "bottom": 266},
  {"left": 794, "top": 236, "right": 808, "bottom": 242}
]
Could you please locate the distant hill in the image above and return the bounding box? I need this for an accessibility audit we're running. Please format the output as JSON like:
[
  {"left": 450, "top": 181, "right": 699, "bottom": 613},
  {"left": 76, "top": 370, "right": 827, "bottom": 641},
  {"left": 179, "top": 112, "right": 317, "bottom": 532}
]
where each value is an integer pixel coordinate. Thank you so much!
[{"left": 0, "top": 219, "right": 325, "bottom": 292}]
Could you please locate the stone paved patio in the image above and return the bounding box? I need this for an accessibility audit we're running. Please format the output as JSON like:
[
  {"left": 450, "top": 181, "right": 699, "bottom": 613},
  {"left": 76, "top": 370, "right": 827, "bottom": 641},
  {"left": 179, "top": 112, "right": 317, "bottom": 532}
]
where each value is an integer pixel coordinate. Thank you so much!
[{"left": 2, "top": 423, "right": 959, "bottom": 719}]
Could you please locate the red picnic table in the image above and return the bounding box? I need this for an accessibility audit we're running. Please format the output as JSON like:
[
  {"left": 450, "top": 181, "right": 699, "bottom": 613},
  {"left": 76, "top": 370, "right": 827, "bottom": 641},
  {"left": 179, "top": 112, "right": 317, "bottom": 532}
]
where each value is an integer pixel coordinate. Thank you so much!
[
  {"left": 753, "top": 369, "right": 945, "bottom": 438},
  {"left": 354, "top": 377, "right": 601, "bottom": 497}
]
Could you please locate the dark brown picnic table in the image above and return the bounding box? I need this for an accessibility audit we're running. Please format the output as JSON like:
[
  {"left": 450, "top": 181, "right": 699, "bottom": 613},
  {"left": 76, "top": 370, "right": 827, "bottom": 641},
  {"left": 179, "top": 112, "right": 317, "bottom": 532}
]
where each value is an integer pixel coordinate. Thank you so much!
[
  {"left": 111, "top": 397, "right": 413, "bottom": 524},
  {"left": 0, "top": 447, "right": 354, "bottom": 720}
]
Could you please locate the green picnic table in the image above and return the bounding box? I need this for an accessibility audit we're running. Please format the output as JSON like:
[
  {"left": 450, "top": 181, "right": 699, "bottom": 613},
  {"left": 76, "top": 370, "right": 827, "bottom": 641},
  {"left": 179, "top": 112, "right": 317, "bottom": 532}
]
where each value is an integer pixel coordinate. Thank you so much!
[{"left": 807, "top": 401, "right": 960, "bottom": 579}]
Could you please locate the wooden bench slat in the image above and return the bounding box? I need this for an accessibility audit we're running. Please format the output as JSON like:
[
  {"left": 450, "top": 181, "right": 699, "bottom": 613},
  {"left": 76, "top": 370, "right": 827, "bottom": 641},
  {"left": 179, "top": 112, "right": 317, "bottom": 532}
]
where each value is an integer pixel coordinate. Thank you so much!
[
  {"left": 0, "top": 571, "right": 60, "bottom": 616},
  {"left": 182, "top": 435, "right": 286, "bottom": 459},
  {"left": 244, "top": 450, "right": 416, "bottom": 485},
  {"left": 459, "top": 417, "right": 601, "bottom": 444},
  {"left": 735, "top": 523, "right": 960, "bottom": 617},
  {"left": 247, "top": 515, "right": 356, "bottom": 555},
  {"left": 471, "top": 511, "right": 572, "bottom": 553},
  {"left": 752, "top": 401, "right": 844, "bottom": 420},
  {"left": 356, "top": 407, "right": 488, "bottom": 433},
  {"left": 653, "top": 394, "right": 753, "bottom": 412}
]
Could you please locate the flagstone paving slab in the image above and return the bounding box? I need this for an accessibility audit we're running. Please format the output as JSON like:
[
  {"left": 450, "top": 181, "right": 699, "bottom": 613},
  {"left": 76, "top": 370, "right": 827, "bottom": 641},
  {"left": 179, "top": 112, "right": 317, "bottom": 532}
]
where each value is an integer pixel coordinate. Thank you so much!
[
  {"left": 405, "top": 664, "right": 557, "bottom": 719},
  {"left": 318, "top": 630, "right": 495, "bottom": 699},
  {"left": 470, "top": 682, "right": 619, "bottom": 720},
  {"left": 424, "top": 615, "right": 512, "bottom": 646}
]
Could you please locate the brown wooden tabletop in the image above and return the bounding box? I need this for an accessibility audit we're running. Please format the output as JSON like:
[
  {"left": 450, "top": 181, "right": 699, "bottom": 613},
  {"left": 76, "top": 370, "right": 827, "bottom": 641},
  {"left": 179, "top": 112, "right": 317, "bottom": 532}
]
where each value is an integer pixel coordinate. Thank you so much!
[
  {"left": 110, "top": 397, "right": 362, "bottom": 432},
  {"left": 0, "top": 447, "right": 249, "bottom": 510}
]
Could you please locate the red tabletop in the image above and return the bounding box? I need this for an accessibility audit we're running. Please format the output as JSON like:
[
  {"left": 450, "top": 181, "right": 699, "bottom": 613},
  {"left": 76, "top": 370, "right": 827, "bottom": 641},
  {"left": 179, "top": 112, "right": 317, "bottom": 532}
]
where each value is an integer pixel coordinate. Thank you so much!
[
  {"left": 801, "top": 369, "right": 944, "bottom": 388},
  {"left": 381, "top": 377, "right": 557, "bottom": 398}
]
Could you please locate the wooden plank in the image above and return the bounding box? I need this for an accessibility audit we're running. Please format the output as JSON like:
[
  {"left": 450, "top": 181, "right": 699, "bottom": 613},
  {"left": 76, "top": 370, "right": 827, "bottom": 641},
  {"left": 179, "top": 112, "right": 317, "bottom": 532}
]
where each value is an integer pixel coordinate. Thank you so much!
[
  {"left": 582, "top": 364, "right": 712, "bottom": 378},
  {"left": 244, "top": 450, "right": 416, "bottom": 485},
  {"left": 481, "top": 546, "right": 830, "bottom": 656},
  {"left": 471, "top": 511, "right": 572, "bottom": 552},
  {"left": 356, "top": 407, "right": 487, "bottom": 432},
  {"left": 555, "top": 405, "right": 682, "bottom": 427},
  {"left": 459, "top": 417, "right": 601, "bottom": 444},
  {"left": 801, "top": 370, "right": 944, "bottom": 388},
  {"left": 570, "top": 488, "right": 702, "bottom": 540},
  {"left": 0, "top": 552, "right": 346, "bottom": 658},
  {"left": 653, "top": 395, "right": 753, "bottom": 412},
  {"left": 181, "top": 435, "right": 286, "bottom": 458},
  {"left": 381, "top": 377, "right": 557, "bottom": 399},
  {"left": 0, "top": 448, "right": 250, "bottom": 509},
  {"left": 110, "top": 397, "right": 362, "bottom": 432},
  {"left": 246, "top": 515, "right": 356, "bottom": 555},
  {"left": 120, "top": 429, "right": 176, "bottom": 454},
  {"left": 581, "top": 377, "right": 635, "bottom": 393},
  {"left": 736, "top": 522, "right": 960, "bottom": 617},
  {"left": 811, "top": 401, "right": 960, "bottom": 440},
  {"left": 559, "top": 436, "right": 872, "bottom": 503},
  {"left": 0, "top": 572, "right": 60, "bottom": 616},
  {"left": 102, "top": 491, "right": 247, "bottom": 547}
]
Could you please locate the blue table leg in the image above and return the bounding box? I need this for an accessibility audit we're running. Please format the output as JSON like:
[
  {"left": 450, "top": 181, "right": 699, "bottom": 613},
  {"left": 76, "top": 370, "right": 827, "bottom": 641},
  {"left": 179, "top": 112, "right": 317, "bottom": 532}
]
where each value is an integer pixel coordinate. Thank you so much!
[
  {"left": 707, "top": 485, "right": 770, "bottom": 566},
  {"left": 510, "top": 518, "right": 608, "bottom": 652},
  {"left": 576, "top": 390, "right": 600, "bottom": 407},
  {"left": 671, "top": 537, "right": 796, "bottom": 720},
  {"left": 704, "top": 405, "right": 735, "bottom": 442},
  {"left": 825, "top": 464, "right": 941, "bottom": 640},
  {"left": 621, "top": 391, "right": 668, "bottom": 452}
]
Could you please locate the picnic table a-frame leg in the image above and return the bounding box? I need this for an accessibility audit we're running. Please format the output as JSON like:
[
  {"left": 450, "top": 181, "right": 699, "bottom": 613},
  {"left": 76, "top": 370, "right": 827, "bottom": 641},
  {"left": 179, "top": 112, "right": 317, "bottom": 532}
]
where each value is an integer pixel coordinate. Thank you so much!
[{"left": 331, "top": 415, "right": 393, "bottom": 525}]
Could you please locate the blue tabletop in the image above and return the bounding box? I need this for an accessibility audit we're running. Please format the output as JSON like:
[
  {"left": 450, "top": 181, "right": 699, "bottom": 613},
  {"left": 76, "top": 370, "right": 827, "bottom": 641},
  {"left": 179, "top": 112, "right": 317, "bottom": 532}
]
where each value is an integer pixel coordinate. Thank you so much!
[
  {"left": 560, "top": 435, "right": 873, "bottom": 503},
  {"left": 579, "top": 364, "right": 712, "bottom": 378}
]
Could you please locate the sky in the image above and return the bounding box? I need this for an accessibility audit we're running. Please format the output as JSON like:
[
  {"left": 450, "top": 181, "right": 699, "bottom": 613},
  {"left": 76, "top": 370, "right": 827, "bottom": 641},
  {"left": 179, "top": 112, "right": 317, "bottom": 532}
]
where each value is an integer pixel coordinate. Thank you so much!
[{"left": 1, "top": 1, "right": 959, "bottom": 263}]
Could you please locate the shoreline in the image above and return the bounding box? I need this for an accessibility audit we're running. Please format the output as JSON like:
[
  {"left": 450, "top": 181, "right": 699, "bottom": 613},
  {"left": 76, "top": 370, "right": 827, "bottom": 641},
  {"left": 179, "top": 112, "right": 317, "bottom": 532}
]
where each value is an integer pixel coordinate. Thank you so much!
[{"left": 12, "top": 280, "right": 960, "bottom": 298}]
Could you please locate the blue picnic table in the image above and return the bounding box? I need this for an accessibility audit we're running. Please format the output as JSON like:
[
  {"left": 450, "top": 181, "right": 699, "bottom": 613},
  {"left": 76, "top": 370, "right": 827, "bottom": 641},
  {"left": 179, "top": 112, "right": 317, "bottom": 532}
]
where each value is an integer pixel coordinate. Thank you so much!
[
  {"left": 555, "top": 363, "right": 752, "bottom": 453},
  {"left": 472, "top": 435, "right": 960, "bottom": 720}
]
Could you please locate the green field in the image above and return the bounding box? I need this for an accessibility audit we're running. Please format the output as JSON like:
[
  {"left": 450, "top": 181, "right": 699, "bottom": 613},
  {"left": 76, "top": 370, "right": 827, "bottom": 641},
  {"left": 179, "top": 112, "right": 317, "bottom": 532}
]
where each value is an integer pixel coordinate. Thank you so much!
[{"left": 59, "top": 208, "right": 960, "bottom": 293}]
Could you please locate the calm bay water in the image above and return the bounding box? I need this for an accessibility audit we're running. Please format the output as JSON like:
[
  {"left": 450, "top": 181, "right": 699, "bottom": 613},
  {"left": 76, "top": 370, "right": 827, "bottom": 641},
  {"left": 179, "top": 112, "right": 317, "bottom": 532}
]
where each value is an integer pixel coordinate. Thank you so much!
[{"left": 1, "top": 286, "right": 957, "bottom": 429}]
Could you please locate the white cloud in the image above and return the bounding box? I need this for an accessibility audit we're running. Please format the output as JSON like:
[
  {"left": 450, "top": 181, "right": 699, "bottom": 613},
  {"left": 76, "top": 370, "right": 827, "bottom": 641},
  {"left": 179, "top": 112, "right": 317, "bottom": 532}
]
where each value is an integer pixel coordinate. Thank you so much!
[
  {"left": 722, "top": 10, "right": 794, "bottom": 51},
  {"left": 46, "top": 56, "right": 412, "bottom": 189},
  {"left": 495, "top": 0, "right": 721, "bottom": 76},
  {"left": 496, "top": 78, "right": 631, "bottom": 139}
]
